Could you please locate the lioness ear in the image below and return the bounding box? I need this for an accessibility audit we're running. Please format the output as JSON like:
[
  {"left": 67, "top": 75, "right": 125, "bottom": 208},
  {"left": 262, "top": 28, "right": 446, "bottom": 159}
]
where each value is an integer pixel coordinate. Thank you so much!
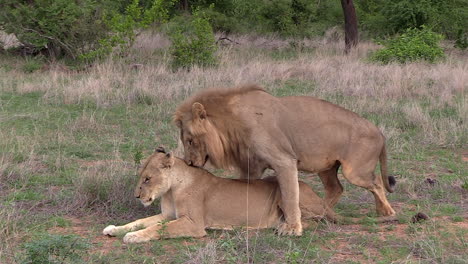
[
  {"left": 162, "top": 153, "right": 175, "bottom": 168},
  {"left": 155, "top": 146, "right": 166, "bottom": 153},
  {"left": 192, "top": 102, "right": 206, "bottom": 120}
]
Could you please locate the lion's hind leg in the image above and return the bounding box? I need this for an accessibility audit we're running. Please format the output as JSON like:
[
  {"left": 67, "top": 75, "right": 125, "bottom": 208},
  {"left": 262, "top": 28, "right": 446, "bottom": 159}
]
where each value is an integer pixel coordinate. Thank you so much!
[
  {"left": 341, "top": 158, "right": 395, "bottom": 216},
  {"left": 103, "top": 214, "right": 167, "bottom": 237},
  {"left": 318, "top": 163, "right": 343, "bottom": 208}
]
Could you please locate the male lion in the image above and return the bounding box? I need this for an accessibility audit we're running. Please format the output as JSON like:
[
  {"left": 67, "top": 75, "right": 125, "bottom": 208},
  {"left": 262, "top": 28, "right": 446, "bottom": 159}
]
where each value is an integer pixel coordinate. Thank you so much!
[
  {"left": 174, "top": 85, "right": 396, "bottom": 236},
  {"left": 103, "top": 148, "right": 384, "bottom": 243}
]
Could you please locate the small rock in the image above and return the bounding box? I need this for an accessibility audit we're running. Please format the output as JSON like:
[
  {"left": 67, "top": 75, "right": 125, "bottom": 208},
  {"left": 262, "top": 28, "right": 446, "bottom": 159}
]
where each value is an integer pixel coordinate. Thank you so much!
[
  {"left": 412, "top": 212, "right": 429, "bottom": 223},
  {"left": 130, "top": 64, "right": 143, "bottom": 70},
  {"left": 447, "top": 169, "right": 454, "bottom": 173}
]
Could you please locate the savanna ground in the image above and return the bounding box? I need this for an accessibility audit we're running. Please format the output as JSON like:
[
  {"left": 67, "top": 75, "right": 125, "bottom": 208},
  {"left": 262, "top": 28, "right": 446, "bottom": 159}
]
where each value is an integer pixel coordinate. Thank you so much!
[{"left": 0, "top": 31, "right": 467, "bottom": 263}]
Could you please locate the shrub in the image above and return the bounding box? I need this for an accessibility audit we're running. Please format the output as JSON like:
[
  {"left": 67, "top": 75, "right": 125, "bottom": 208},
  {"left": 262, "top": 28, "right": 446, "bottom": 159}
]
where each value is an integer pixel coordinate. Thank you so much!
[
  {"left": 192, "top": 0, "right": 342, "bottom": 37},
  {"left": 455, "top": 29, "right": 467, "bottom": 50},
  {"left": 168, "top": 10, "right": 217, "bottom": 70},
  {"left": 0, "top": 0, "right": 176, "bottom": 61},
  {"left": 22, "top": 234, "right": 90, "bottom": 264},
  {"left": 80, "top": 0, "right": 177, "bottom": 61},
  {"left": 0, "top": 0, "right": 108, "bottom": 59},
  {"left": 260, "top": 0, "right": 341, "bottom": 36},
  {"left": 356, "top": 0, "right": 467, "bottom": 40},
  {"left": 381, "top": 0, "right": 435, "bottom": 34},
  {"left": 370, "top": 27, "right": 444, "bottom": 64}
]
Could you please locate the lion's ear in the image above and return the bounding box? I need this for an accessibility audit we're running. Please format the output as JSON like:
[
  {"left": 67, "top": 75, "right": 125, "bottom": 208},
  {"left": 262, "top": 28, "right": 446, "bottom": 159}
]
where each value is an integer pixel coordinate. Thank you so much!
[
  {"left": 192, "top": 102, "right": 206, "bottom": 120},
  {"left": 173, "top": 112, "right": 183, "bottom": 128},
  {"left": 175, "top": 119, "right": 182, "bottom": 128},
  {"left": 161, "top": 153, "right": 175, "bottom": 168}
]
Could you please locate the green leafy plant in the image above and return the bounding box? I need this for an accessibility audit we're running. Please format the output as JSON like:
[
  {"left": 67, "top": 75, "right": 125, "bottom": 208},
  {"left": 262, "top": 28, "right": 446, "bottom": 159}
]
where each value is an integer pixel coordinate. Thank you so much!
[
  {"left": 455, "top": 29, "right": 467, "bottom": 50},
  {"left": 80, "top": 0, "right": 177, "bottom": 61},
  {"left": 133, "top": 148, "right": 144, "bottom": 166},
  {"left": 0, "top": 0, "right": 108, "bottom": 59},
  {"left": 356, "top": 0, "right": 467, "bottom": 40},
  {"left": 370, "top": 26, "right": 444, "bottom": 64},
  {"left": 168, "top": 9, "right": 218, "bottom": 70},
  {"left": 22, "top": 234, "right": 90, "bottom": 264},
  {"left": 0, "top": 0, "right": 176, "bottom": 61}
]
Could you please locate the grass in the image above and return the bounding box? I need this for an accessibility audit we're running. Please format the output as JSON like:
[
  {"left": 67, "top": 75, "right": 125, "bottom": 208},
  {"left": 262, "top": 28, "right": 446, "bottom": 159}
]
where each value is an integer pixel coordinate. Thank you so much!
[{"left": 0, "top": 31, "right": 467, "bottom": 263}]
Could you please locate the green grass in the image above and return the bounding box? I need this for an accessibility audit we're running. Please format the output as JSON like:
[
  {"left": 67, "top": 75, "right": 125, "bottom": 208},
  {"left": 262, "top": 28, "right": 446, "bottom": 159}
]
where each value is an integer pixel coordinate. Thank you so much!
[{"left": 0, "top": 43, "right": 467, "bottom": 263}]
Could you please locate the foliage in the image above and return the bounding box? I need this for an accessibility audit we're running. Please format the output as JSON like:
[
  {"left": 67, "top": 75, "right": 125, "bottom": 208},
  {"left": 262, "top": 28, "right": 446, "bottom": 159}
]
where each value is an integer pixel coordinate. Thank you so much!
[
  {"left": 168, "top": 10, "right": 217, "bottom": 70},
  {"left": 455, "top": 29, "right": 467, "bottom": 50},
  {"left": 22, "top": 58, "right": 43, "bottom": 73},
  {"left": 133, "top": 148, "right": 144, "bottom": 165},
  {"left": 370, "top": 27, "right": 444, "bottom": 64},
  {"left": 356, "top": 0, "right": 468, "bottom": 42},
  {"left": 80, "top": 0, "right": 177, "bottom": 61},
  {"left": 0, "top": 0, "right": 108, "bottom": 59},
  {"left": 0, "top": 0, "right": 176, "bottom": 61},
  {"left": 22, "top": 234, "right": 90, "bottom": 264},
  {"left": 193, "top": 0, "right": 342, "bottom": 37}
]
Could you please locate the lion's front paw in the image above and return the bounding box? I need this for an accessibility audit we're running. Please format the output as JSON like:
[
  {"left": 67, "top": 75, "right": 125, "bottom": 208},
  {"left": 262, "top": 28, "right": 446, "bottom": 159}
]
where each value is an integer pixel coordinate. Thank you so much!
[
  {"left": 103, "top": 225, "right": 118, "bottom": 236},
  {"left": 277, "top": 222, "right": 303, "bottom": 236},
  {"left": 123, "top": 231, "right": 150, "bottom": 244}
]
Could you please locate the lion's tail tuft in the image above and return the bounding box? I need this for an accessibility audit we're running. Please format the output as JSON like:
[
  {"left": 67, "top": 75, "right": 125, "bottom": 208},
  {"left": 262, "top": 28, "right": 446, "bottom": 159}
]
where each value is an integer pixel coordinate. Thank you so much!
[{"left": 380, "top": 144, "right": 395, "bottom": 193}]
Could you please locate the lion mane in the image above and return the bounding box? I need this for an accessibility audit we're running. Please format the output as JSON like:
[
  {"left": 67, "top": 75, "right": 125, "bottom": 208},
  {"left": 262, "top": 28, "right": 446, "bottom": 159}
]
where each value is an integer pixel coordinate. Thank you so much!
[{"left": 174, "top": 85, "right": 264, "bottom": 171}]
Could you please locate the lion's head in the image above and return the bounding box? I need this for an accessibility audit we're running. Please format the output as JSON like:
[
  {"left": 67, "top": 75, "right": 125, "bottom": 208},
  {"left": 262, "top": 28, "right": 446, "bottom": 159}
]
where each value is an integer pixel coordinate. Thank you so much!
[
  {"left": 174, "top": 102, "right": 213, "bottom": 167},
  {"left": 134, "top": 147, "right": 174, "bottom": 207},
  {"left": 174, "top": 86, "right": 261, "bottom": 170}
]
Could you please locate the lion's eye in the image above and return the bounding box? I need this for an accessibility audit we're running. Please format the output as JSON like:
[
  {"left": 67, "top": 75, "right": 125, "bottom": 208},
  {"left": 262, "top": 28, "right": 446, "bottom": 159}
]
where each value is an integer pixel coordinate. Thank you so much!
[
  {"left": 144, "top": 177, "right": 150, "bottom": 183},
  {"left": 188, "top": 139, "right": 193, "bottom": 146}
]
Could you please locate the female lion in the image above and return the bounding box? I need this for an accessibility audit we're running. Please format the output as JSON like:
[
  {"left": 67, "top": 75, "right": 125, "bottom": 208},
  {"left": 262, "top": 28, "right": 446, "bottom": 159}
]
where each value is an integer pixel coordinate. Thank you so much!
[{"left": 103, "top": 147, "right": 395, "bottom": 243}]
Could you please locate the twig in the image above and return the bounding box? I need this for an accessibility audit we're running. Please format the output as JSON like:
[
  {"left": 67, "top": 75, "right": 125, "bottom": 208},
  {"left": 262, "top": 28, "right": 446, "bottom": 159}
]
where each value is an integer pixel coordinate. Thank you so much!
[
  {"left": 216, "top": 37, "right": 240, "bottom": 45},
  {"left": 19, "top": 26, "right": 76, "bottom": 59}
]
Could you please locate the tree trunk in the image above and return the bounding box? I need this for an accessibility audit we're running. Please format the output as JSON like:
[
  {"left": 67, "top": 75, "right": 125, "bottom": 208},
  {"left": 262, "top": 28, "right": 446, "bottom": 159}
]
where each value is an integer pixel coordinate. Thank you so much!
[
  {"left": 180, "top": 0, "right": 189, "bottom": 11},
  {"left": 340, "top": 0, "right": 358, "bottom": 53}
]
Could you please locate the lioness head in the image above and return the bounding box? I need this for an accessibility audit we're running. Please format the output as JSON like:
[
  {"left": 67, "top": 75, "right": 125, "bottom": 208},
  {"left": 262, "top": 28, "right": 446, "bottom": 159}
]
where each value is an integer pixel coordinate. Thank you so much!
[
  {"left": 134, "top": 147, "right": 174, "bottom": 207},
  {"left": 174, "top": 102, "right": 211, "bottom": 168}
]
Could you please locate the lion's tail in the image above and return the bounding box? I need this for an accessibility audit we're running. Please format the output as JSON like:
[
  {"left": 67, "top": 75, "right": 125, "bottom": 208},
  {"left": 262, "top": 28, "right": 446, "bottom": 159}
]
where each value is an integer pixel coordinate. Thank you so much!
[{"left": 380, "top": 143, "right": 396, "bottom": 193}]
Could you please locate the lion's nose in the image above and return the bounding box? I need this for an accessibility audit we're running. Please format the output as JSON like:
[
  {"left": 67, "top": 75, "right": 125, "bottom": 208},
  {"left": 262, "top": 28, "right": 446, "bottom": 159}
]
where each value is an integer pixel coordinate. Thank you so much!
[{"left": 135, "top": 194, "right": 140, "bottom": 199}]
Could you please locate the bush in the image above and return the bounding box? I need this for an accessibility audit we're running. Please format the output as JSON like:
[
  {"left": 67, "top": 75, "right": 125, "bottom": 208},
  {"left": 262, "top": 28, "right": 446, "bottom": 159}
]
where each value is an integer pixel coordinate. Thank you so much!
[
  {"left": 370, "top": 27, "right": 444, "bottom": 64},
  {"left": 0, "top": 0, "right": 176, "bottom": 61},
  {"left": 356, "top": 0, "right": 467, "bottom": 41},
  {"left": 81, "top": 0, "right": 177, "bottom": 61},
  {"left": 259, "top": 0, "right": 342, "bottom": 36},
  {"left": 192, "top": 0, "right": 342, "bottom": 37},
  {"left": 0, "top": 0, "right": 109, "bottom": 59},
  {"left": 455, "top": 29, "right": 467, "bottom": 50},
  {"left": 168, "top": 11, "right": 217, "bottom": 70},
  {"left": 22, "top": 234, "right": 90, "bottom": 264}
]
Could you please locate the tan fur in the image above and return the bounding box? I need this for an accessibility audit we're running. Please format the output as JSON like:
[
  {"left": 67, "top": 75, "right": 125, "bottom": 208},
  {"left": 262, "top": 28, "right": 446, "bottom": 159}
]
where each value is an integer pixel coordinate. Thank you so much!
[
  {"left": 105, "top": 151, "right": 383, "bottom": 243},
  {"left": 174, "top": 85, "right": 396, "bottom": 236}
]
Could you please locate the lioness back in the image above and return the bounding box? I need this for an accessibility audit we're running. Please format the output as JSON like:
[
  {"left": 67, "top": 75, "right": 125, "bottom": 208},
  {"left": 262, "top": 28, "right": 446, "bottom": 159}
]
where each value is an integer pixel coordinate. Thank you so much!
[{"left": 202, "top": 178, "right": 283, "bottom": 229}]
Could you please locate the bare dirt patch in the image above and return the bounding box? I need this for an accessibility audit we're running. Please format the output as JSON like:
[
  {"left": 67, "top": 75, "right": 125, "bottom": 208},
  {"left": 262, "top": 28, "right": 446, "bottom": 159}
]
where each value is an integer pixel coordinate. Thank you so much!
[{"left": 49, "top": 216, "right": 119, "bottom": 255}]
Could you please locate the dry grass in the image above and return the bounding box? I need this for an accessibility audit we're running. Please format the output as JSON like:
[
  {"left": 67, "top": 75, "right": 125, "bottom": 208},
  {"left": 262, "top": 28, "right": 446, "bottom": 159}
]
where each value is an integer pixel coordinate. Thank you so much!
[
  {"left": 2, "top": 31, "right": 466, "bottom": 148},
  {"left": 4, "top": 32, "right": 466, "bottom": 103}
]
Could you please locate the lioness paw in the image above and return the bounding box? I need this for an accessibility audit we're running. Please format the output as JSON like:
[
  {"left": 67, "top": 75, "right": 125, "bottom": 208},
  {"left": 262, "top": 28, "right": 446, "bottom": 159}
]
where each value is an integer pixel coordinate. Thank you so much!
[
  {"left": 103, "top": 225, "right": 117, "bottom": 236},
  {"left": 277, "top": 222, "right": 303, "bottom": 236},
  {"left": 123, "top": 232, "right": 150, "bottom": 244}
]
